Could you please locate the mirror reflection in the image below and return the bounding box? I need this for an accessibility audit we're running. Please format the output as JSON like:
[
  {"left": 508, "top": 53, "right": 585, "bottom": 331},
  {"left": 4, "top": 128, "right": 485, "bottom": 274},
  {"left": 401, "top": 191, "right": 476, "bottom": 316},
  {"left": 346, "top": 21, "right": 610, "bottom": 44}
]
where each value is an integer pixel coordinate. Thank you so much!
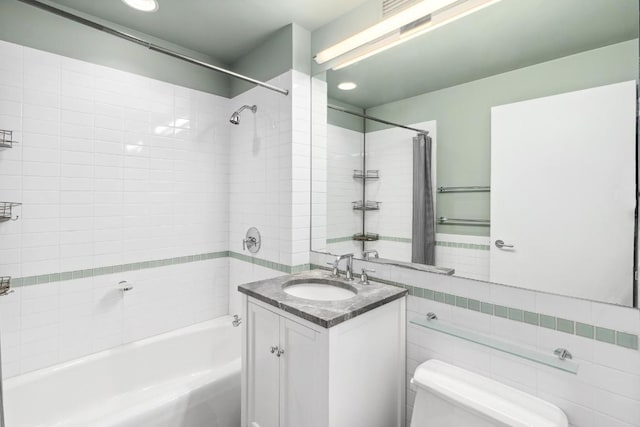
[{"left": 311, "top": 0, "right": 639, "bottom": 306}]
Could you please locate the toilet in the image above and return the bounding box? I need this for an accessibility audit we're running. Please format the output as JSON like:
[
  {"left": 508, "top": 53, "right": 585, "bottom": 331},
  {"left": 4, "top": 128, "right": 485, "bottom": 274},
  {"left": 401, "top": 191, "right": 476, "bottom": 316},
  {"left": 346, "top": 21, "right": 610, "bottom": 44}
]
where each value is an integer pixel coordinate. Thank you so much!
[{"left": 410, "top": 360, "right": 568, "bottom": 427}]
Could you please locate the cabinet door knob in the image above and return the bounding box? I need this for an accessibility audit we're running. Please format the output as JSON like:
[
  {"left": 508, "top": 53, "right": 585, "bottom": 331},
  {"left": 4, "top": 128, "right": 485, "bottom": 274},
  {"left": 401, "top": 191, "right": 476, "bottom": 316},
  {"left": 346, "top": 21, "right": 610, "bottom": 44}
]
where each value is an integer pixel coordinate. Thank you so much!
[
  {"left": 276, "top": 348, "right": 285, "bottom": 357},
  {"left": 270, "top": 345, "right": 278, "bottom": 354}
]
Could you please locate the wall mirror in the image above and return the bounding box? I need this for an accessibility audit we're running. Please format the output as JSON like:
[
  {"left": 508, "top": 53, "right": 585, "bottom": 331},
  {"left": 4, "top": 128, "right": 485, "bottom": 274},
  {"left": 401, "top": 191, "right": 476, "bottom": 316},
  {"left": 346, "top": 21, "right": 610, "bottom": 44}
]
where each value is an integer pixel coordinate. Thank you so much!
[{"left": 310, "top": 0, "right": 639, "bottom": 307}]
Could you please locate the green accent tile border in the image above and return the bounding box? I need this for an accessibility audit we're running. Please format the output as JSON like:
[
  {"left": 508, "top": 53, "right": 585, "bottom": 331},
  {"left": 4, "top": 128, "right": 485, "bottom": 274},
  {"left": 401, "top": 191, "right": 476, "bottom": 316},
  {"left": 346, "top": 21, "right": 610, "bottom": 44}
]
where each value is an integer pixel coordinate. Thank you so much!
[
  {"left": 228, "top": 251, "right": 309, "bottom": 274},
  {"left": 310, "top": 264, "right": 639, "bottom": 352},
  {"left": 435, "top": 241, "right": 490, "bottom": 251},
  {"left": 379, "top": 236, "right": 412, "bottom": 243},
  {"left": 9, "top": 251, "right": 310, "bottom": 290},
  {"left": 326, "top": 236, "right": 354, "bottom": 244},
  {"left": 576, "top": 322, "right": 594, "bottom": 339}
]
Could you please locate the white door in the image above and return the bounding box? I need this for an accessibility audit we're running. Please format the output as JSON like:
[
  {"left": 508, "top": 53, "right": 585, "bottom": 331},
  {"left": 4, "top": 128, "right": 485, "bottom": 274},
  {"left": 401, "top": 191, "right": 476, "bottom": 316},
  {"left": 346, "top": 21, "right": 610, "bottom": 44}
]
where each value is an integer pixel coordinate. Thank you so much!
[
  {"left": 490, "top": 80, "right": 636, "bottom": 305},
  {"left": 247, "top": 303, "right": 281, "bottom": 427},
  {"left": 279, "top": 318, "right": 326, "bottom": 427}
]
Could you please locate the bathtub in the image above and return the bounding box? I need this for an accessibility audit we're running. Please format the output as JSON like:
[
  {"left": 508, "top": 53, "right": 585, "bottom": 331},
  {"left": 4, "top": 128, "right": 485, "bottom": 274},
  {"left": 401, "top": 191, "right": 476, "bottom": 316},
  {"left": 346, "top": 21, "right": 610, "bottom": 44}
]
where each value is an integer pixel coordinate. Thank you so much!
[{"left": 4, "top": 316, "right": 241, "bottom": 427}]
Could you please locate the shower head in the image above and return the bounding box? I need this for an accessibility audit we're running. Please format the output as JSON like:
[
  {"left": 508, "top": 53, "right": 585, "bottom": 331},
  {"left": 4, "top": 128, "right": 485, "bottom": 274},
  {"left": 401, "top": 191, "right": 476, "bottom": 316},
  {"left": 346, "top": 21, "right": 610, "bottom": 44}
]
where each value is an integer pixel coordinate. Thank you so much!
[{"left": 230, "top": 104, "right": 257, "bottom": 125}]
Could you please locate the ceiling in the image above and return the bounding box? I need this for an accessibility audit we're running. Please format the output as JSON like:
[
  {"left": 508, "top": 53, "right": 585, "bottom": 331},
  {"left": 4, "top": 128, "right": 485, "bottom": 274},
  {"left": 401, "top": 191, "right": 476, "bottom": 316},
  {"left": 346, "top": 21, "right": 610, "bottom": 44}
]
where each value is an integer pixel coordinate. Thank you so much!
[
  {"left": 48, "top": 0, "right": 370, "bottom": 64},
  {"left": 327, "top": 0, "right": 639, "bottom": 109}
]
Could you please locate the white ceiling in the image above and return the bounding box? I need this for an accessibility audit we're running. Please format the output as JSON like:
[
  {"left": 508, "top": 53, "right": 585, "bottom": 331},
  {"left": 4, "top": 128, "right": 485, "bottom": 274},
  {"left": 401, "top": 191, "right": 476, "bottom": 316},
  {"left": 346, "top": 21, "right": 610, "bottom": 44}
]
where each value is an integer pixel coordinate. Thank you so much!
[{"left": 48, "top": 0, "right": 371, "bottom": 64}]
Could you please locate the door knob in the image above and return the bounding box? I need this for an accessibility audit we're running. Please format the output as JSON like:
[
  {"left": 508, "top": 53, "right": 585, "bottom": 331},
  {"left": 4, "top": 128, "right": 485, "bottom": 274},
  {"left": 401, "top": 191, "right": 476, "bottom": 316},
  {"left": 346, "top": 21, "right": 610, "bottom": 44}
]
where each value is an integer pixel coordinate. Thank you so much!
[{"left": 495, "top": 239, "right": 514, "bottom": 249}]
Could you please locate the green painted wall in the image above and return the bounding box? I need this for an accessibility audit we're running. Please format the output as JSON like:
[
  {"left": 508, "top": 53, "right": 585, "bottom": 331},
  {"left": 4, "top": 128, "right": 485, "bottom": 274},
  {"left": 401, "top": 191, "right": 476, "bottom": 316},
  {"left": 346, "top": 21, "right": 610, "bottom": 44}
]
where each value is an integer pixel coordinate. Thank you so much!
[
  {"left": 328, "top": 98, "right": 365, "bottom": 133},
  {"left": 230, "top": 23, "right": 312, "bottom": 98},
  {"left": 364, "top": 40, "right": 638, "bottom": 236},
  {"left": 0, "top": 0, "right": 231, "bottom": 97}
]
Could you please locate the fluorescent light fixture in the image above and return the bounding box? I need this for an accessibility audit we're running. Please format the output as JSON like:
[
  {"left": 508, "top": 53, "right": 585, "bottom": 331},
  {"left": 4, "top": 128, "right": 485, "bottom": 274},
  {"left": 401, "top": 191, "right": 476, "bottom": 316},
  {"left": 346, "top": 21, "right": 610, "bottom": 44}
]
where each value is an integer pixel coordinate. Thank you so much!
[
  {"left": 315, "top": 0, "right": 503, "bottom": 70},
  {"left": 338, "top": 82, "right": 357, "bottom": 90},
  {"left": 121, "top": 0, "right": 159, "bottom": 12}
]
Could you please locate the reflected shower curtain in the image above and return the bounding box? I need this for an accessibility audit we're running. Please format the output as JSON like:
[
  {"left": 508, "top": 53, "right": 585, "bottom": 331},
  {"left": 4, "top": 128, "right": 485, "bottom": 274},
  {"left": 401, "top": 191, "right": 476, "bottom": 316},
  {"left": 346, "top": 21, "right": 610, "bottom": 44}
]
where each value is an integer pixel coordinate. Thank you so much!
[{"left": 412, "top": 133, "right": 435, "bottom": 265}]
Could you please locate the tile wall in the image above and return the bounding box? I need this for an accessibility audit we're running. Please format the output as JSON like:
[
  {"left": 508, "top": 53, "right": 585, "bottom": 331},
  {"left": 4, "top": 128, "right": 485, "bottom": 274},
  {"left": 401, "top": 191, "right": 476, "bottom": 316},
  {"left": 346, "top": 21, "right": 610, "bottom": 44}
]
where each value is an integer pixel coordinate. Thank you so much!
[
  {"left": 0, "top": 40, "right": 233, "bottom": 376},
  {"left": 310, "top": 251, "right": 640, "bottom": 427},
  {"left": 435, "top": 233, "right": 490, "bottom": 281},
  {"left": 227, "top": 69, "right": 311, "bottom": 315}
]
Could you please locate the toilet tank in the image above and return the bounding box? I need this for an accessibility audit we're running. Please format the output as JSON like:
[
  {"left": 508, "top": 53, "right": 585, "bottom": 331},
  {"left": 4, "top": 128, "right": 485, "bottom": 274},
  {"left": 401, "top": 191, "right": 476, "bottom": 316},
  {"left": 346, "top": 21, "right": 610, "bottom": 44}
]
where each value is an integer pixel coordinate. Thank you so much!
[{"left": 410, "top": 360, "right": 568, "bottom": 427}]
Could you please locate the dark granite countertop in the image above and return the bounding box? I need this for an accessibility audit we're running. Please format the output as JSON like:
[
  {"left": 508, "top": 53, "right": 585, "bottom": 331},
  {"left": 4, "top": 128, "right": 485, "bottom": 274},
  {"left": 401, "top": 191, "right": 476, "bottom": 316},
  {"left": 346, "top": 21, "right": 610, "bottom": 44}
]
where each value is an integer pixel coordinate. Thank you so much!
[{"left": 238, "top": 270, "right": 407, "bottom": 328}]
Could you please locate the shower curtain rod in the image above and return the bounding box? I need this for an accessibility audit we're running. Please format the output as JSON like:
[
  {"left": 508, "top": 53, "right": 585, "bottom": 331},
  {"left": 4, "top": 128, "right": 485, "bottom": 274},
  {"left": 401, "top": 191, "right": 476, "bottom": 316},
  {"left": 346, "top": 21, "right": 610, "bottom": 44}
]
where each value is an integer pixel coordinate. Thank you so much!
[
  {"left": 328, "top": 104, "right": 429, "bottom": 135},
  {"left": 17, "top": 0, "right": 290, "bottom": 96}
]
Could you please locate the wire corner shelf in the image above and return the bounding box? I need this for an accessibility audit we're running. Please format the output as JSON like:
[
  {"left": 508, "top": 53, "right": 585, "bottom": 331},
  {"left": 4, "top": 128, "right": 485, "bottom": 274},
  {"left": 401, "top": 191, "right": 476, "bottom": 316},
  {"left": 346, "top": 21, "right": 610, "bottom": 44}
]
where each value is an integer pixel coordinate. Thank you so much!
[
  {"left": 353, "top": 169, "right": 380, "bottom": 180},
  {"left": 0, "top": 276, "right": 14, "bottom": 296},
  {"left": 353, "top": 232, "right": 379, "bottom": 242},
  {"left": 353, "top": 200, "right": 381, "bottom": 211},
  {"left": 0, "top": 130, "right": 18, "bottom": 149},
  {"left": 0, "top": 202, "right": 22, "bottom": 222}
]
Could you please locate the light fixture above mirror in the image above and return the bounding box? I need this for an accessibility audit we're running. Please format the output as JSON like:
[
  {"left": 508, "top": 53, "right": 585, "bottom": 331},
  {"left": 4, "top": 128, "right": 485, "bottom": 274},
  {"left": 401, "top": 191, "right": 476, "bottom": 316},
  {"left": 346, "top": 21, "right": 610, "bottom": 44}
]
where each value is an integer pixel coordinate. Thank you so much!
[{"left": 315, "top": 0, "right": 504, "bottom": 70}]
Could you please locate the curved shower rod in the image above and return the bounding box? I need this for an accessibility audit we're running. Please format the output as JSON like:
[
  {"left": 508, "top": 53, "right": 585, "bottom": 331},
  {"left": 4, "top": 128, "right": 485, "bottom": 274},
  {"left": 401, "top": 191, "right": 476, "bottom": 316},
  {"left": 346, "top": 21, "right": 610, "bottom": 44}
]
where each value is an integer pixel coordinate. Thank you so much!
[{"left": 17, "top": 0, "right": 290, "bottom": 96}]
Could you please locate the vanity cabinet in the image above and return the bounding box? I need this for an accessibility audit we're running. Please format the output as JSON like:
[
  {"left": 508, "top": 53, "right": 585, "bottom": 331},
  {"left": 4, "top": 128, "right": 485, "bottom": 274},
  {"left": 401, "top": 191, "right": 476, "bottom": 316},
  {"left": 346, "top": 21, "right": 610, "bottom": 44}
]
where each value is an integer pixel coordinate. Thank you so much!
[{"left": 241, "top": 296, "right": 406, "bottom": 427}]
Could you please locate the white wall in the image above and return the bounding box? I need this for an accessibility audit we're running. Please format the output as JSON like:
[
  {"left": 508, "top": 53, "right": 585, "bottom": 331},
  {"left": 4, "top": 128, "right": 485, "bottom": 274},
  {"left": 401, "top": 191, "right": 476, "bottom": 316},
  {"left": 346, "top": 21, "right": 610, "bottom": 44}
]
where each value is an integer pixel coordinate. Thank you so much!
[
  {"left": 311, "top": 251, "right": 640, "bottom": 427},
  {"left": 0, "top": 40, "right": 230, "bottom": 376}
]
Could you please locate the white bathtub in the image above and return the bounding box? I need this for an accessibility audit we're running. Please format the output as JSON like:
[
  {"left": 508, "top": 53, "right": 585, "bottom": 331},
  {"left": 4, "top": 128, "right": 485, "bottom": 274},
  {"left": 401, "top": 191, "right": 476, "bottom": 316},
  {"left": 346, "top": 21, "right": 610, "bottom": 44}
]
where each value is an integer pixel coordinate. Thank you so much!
[{"left": 4, "top": 316, "right": 241, "bottom": 427}]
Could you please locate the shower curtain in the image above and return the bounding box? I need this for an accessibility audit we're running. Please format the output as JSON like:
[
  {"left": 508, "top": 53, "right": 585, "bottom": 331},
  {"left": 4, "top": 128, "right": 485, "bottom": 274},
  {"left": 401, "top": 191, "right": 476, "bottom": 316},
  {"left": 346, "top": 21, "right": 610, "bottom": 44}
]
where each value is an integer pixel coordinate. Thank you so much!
[{"left": 412, "top": 133, "right": 435, "bottom": 265}]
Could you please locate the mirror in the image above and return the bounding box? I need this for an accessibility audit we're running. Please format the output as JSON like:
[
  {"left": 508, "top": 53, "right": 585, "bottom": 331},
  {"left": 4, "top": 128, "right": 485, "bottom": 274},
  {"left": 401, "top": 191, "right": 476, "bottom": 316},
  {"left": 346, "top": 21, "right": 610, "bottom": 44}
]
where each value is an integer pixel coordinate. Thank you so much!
[{"left": 311, "top": 0, "right": 639, "bottom": 307}]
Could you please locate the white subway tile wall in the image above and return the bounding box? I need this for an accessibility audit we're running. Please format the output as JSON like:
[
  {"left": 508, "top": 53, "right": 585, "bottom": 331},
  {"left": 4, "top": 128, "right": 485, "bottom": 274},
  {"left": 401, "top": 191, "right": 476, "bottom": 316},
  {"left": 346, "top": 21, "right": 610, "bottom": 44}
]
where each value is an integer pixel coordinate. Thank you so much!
[
  {"left": 325, "top": 124, "right": 363, "bottom": 252},
  {"left": 435, "top": 233, "right": 490, "bottom": 281},
  {"left": 0, "top": 40, "right": 231, "bottom": 376},
  {"left": 310, "top": 252, "right": 640, "bottom": 427},
  {"left": 226, "top": 70, "right": 310, "bottom": 313},
  {"left": 311, "top": 77, "right": 328, "bottom": 252}
]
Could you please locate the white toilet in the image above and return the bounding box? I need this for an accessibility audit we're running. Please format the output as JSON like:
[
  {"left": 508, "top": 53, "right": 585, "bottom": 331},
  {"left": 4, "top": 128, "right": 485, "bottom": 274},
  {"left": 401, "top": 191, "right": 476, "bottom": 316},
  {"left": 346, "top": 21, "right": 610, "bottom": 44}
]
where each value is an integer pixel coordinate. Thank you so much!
[{"left": 410, "top": 360, "right": 568, "bottom": 427}]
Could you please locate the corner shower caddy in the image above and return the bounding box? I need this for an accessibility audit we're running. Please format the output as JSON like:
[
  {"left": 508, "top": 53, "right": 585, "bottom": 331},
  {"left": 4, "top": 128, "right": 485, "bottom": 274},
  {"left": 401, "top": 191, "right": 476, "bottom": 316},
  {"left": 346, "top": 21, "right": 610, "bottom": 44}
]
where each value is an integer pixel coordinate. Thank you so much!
[
  {"left": 0, "top": 202, "right": 21, "bottom": 222},
  {"left": 0, "top": 276, "right": 14, "bottom": 296},
  {"left": 352, "top": 169, "right": 381, "bottom": 242},
  {"left": 0, "top": 129, "right": 18, "bottom": 149}
]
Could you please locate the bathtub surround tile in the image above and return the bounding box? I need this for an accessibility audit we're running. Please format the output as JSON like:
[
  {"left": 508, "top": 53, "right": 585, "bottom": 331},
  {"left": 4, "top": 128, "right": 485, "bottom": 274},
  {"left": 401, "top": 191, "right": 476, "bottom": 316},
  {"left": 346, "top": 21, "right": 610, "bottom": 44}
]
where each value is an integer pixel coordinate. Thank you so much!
[{"left": 0, "top": 41, "right": 234, "bottom": 376}]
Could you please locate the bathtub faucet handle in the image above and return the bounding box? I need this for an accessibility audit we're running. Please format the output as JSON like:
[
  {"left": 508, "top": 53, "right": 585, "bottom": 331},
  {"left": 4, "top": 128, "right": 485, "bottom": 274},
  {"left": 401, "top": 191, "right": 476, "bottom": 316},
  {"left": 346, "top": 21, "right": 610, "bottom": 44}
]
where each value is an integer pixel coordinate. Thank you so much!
[
  {"left": 119, "top": 281, "right": 134, "bottom": 293},
  {"left": 232, "top": 314, "right": 242, "bottom": 327}
]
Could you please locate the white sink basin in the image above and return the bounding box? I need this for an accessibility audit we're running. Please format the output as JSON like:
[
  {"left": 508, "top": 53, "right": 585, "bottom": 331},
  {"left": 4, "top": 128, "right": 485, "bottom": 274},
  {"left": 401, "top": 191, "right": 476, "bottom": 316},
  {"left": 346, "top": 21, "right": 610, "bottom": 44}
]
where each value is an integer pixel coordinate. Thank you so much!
[{"left": 283, "top": 282, "right": 356, "bottom": 301}]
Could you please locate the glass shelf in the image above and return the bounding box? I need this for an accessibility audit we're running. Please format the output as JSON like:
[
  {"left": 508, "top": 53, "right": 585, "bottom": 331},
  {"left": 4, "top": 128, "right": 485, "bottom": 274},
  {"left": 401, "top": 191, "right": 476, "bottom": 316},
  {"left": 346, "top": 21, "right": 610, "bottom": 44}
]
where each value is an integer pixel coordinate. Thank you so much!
[{"left": 410, "top": 315, "right": 579, "bottom": 374}]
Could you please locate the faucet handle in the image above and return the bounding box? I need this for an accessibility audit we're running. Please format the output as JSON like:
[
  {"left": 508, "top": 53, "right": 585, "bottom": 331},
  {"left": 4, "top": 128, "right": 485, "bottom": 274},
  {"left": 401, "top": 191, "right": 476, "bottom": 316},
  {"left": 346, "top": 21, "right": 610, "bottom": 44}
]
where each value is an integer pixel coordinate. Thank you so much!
[
  {"left": 326, "top": 262, "right": 340, "bottom": 277},
  {"left": 359, "top": 268, "right": 376, "bottom": 285}
]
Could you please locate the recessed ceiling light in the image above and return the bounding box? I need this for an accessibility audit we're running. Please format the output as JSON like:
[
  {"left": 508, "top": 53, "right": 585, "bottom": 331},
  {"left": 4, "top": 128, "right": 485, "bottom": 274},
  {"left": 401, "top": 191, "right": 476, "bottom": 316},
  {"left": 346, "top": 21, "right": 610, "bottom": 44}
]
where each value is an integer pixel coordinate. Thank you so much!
[
  {"left": 121, "top": 0, "right": 159, "bottom": 12},
  {"left": 338, "top": 82, "right": 357, "bottom": 91}
]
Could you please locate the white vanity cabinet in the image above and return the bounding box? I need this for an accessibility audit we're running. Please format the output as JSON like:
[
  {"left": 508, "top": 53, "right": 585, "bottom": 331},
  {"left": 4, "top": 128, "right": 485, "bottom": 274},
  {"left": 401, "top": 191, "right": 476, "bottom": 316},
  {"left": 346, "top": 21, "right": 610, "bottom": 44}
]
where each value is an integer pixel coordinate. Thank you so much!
[{"left": 241, "top": 295, "right": 406, "bottom": 427}]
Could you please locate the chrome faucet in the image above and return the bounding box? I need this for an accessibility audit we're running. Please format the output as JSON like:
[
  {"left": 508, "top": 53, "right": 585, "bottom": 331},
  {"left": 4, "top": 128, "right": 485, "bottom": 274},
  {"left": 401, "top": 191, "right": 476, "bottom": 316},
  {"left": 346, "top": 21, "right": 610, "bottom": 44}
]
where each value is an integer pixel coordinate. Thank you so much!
[
  {"left": 327, "top": 253, "right": 354, "bottom": 280},
  {"left": 362, "top": 250, "right": 379, "bottom": 260}
]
